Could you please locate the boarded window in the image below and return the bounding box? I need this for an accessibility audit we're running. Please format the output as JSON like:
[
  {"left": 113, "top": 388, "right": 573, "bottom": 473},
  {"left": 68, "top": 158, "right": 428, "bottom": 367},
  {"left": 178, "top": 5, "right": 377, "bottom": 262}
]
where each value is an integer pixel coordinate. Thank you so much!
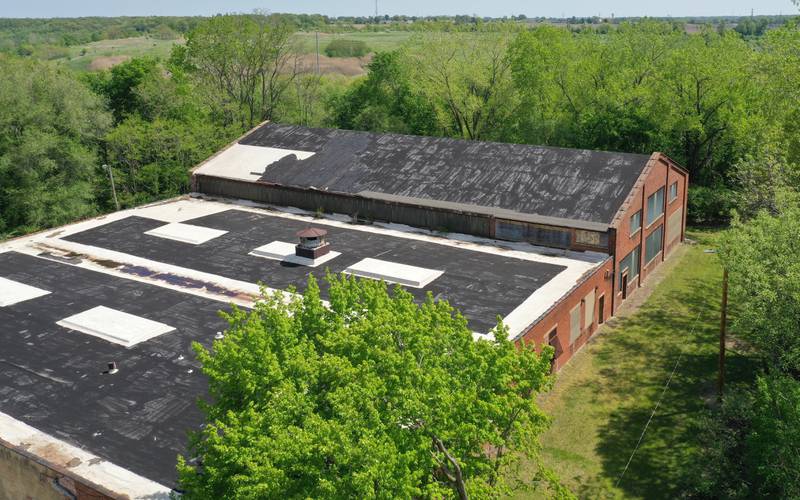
[
  {"left": 495, "top": 220, "right": 571, "bottom": 248},
  {"left": 645, "top": 225, "right": 664, "bottom": 264},
  {"left": 618, "top": 247, "right": 640, "bottom": 291},
  {"left": 646, "top": 187, "right": 665, "bottom": 226},
  {"left": 667, "top": 208, "right": 683, "bottom": 244},
  {"left": 584, "top": 289, "right": 595, "bottom": 328},
  {"left": 575, "top": 230, "right": 608, "bottom": 248},
  {"left": 570, "top": 305, "right": 581, "bottom": 343}
]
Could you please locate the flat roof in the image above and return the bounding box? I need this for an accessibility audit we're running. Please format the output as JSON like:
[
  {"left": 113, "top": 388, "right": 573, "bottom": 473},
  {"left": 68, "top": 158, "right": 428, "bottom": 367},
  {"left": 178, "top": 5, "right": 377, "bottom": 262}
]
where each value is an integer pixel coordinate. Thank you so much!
[
  {"left": 195, "top": 123, "right": 651, "bottom": 227},
  {"left": 0, "top": 196, "right": 607, "bottom": 496}
]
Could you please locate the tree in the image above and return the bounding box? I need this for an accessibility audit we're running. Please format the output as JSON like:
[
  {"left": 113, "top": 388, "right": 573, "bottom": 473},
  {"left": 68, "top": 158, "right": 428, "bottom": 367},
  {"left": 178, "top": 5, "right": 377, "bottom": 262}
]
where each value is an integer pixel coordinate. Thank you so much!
[
  {"left": 0, "top": 56, "right": 111, "bottom": 236},
  {"left": 178, "top": 274, "right": 565, "bottom": 499},
  {"left": 330, "top": 50, "right": 438, "bottom": 135},
  {"left": 85, "top": 57, "right": 159, "bottom": 123},
  {"left": 718, "top": 197, "right": 800, "bottom": 373},
  {"left": 182, "top": 14, "right": 300, "bottom": 129},
  {"left": 689, "top": 374, "right": 800, "bottom": 499},
  {"left": 405, "top": 32, "right": 517, "bottom": 140}
]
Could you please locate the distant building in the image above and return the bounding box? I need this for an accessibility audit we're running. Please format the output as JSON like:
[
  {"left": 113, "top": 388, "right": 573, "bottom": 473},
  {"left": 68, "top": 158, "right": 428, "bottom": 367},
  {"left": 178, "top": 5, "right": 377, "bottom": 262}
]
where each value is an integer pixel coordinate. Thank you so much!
[{"left": 0, "top": 123, "right": 687, "bottom": 498}]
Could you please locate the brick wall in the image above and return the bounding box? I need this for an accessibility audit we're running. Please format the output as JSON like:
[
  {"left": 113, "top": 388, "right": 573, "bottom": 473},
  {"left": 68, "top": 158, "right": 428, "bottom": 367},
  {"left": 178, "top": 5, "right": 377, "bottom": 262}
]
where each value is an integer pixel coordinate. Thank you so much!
[
  {"left": 612, "top": 153, "right": 689, "bottom": 312},
  {"left": 518, "top": 257, "right": 615, "bottom": 371}
]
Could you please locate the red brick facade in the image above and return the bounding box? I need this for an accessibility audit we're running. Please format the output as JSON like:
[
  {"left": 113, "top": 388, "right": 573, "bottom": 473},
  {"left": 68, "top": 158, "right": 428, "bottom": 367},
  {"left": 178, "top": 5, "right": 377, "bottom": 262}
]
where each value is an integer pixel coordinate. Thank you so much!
[
  {"left": 517, "top": 153, "right": 688, "bottom": 370},
  {"left": 610, "top": 153, "right": 688, "bottom": 315}
]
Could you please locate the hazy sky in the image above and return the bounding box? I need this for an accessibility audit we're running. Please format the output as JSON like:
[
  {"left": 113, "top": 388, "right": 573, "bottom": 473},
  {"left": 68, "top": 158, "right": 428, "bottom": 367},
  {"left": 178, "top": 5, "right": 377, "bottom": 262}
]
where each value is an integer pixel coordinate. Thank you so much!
[{"left": 0, "top": 0, "right": 796, "bottom": 19}]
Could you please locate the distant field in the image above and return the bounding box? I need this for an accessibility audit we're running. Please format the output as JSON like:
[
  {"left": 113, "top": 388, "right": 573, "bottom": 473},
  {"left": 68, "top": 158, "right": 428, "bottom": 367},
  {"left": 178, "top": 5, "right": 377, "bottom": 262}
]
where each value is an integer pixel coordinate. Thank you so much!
[
  {"left": 294, "top": 31, "right": 414, "bottom": 54},
  {"left": 63, "top": 36, "right": 182, "bottom": 71},
  {"left": 58, "top": 31, "right": 410, "bottom": 73}
]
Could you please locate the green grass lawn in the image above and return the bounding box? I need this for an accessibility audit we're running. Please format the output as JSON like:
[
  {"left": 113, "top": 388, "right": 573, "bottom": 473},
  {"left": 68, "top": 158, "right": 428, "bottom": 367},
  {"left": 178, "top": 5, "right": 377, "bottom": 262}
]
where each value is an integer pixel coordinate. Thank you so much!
[{"left": 512, "top": 229, "right": 758, "bottom": 499}]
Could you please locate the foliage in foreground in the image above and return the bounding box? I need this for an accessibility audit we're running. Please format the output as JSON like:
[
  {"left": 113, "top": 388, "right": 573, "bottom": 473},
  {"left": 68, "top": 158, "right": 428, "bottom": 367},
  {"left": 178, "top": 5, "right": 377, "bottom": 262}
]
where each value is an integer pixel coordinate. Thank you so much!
[
  {"left": 689, "top": 199, "right": 800, "bottom": 498},
  {"left": 178, "top": 274, "right": 564, "bottom": 499}
]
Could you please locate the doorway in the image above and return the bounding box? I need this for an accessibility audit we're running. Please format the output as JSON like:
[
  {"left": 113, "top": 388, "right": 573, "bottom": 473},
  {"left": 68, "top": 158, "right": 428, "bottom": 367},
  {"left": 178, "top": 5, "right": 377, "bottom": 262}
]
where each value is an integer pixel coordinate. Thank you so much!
[
  {"left": 621, "top": 272, "right": 629, "bottom": 300},
  {"left": 598, "top": 294, "right": 605, "bottom": 324}
]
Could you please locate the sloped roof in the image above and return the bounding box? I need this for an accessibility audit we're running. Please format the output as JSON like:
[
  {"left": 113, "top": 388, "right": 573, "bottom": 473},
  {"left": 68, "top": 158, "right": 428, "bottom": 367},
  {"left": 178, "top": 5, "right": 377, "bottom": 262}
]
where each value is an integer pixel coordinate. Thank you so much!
[{"left": 238, "top": 123, "right": 652, "bottom": 228}]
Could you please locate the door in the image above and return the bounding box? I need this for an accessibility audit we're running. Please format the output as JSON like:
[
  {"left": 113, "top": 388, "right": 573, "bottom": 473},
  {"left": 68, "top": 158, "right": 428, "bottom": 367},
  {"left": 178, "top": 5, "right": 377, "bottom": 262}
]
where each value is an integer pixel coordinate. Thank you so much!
[
  {"left": 621, "top": 272, "right": 629, "bottom": 300},
  {"left": 598, "top": 295, "right": 605, "bottom": 324},
  {"left": 547, "top": 328, "right": 560, "bottom": 372}
]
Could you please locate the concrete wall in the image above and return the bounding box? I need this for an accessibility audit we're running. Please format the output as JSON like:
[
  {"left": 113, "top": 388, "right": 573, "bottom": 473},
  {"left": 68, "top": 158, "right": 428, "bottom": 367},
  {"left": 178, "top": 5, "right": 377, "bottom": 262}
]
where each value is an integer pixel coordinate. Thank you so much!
[{"left": 0, "top": 440, "right": 116, "bottom": 500}]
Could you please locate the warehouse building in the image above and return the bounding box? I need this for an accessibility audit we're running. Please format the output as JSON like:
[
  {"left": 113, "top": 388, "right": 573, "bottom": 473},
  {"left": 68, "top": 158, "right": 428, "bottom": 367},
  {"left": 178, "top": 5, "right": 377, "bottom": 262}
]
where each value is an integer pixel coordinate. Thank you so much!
[
  {"left": 194, "top": 122, "right": 689, "bottom": 361},
  {"left": 0, "top": 124, "right": 686, "bottom": 498}
]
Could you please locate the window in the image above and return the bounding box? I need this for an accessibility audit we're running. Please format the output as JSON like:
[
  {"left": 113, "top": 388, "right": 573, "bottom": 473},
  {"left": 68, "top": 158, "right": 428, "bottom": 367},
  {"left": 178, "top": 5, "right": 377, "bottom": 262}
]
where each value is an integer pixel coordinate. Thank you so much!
[
  {"left": 583, "top": 289, "right": 595, "bottom": 328},
  {"left": 618, "top": 247, "right": 640, "bottom": 291},
  {"left": 667, "top": 207, "right": 683, "bottom": 244},
  {"left": 630, "top": 210, "right": 642, "bottom": 236},
  {"left": 669, "top": 181, "right": 679, "bottom": 203},
  {"left": 646, "top": 187, "right": 665, "bottom": 226},
  {"left": 495, "top": 220, "right": 571, "bottom": 248},
  {"left": 645, "top": 225, "right": 664, "bottom": 264},
  {"left": 569, "top": 305, "right": 581, "bottom": 343}
]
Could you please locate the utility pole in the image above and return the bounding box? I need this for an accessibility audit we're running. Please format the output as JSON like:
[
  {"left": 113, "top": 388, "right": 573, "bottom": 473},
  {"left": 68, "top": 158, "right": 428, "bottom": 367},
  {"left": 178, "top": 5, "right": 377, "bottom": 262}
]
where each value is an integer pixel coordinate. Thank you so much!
[
  {"left": 375, "top": 0, "right": 378, "bottom": 20},
  {"left": 718, "top": 268, "right": 728, "bottom": 399},
  {"left": 315, "top": 31, "right": 320, "bottom": 75},
  {"left": 103, "top": 164, "right": 120, "bottom": 211}
]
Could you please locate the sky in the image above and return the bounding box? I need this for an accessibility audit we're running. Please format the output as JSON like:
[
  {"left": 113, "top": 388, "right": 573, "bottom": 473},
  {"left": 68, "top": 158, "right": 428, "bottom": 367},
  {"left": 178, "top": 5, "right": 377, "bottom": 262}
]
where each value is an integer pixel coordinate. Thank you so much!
[{"left": 0, "top": 0, "right": 796, "bottom": 19}]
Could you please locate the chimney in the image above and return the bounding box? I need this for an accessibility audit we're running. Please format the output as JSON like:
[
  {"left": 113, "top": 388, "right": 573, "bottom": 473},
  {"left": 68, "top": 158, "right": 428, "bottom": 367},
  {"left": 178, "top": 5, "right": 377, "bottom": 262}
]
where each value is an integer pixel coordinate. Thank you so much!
[{"left": 295, "top": 227, "right": 330, "bottom": 260}]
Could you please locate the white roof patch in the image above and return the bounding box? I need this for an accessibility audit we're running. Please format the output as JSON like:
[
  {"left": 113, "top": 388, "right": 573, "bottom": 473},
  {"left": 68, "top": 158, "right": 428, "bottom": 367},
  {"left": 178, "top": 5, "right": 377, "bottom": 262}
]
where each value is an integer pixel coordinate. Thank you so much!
[
  {"left": 250, "top": 241, "right": 340, "bottom": 267},
  {"left": 344, "top": 258, "right": 443, "bottom": 288},
  {"left": 57, "top": 306, "right": 175, "bottom": 347},
  {"left": 144, "top": 222, "right": 227, "bottom": 245},
  {"left": 0, "top": 277, "right": 51, "bottom": 306},
  {"left": 194, "top": 143, "right": 315, "bottom": 182}
]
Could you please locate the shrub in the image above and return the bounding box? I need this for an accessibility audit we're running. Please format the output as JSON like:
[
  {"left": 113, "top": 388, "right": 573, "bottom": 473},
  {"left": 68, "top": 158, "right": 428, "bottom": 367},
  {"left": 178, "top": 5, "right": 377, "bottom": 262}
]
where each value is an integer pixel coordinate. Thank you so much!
[{"left": 324, "top": 39, "right": 370, "bottom": 57}]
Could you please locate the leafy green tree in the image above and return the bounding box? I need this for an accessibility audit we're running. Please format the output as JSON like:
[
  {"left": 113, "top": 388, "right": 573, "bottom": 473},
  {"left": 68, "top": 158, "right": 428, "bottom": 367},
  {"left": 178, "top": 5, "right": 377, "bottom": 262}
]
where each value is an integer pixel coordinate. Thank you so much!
[
  {"left": 404, "top": 32, "right": 517, "bottom": 140},
  {"left": 689, "top": 374, "right": 800, "bottom": 499},
  {"left": 85, "top": 57, "right": 159, "bottom": 123},
  {"left": 330, "top": 50, "right": 438, "bottom": 135},
  {"left": 178, "top": 274, "right": 564, "bottom": 499},
  {"left": 0, "top": 56, "right": 111, "bottom": 236},
  {"left": 718, "top": 197, "right": 800, "bottom": 372},
  {"left": 104, "top": 116, "right": 228, "bottom": 207},
  {"left": 181, "top": 14, "right": 300, "bottom": 129}
]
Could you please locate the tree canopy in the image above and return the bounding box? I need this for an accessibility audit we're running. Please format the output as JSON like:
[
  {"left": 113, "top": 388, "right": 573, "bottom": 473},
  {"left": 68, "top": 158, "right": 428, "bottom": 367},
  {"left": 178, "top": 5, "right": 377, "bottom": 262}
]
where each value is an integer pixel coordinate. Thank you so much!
[
  {"left": 0, "top": 56, "right": 111, "bottom": 236},
  {"left": 178, "top": 274, "right": 563, "bottom": 499}
]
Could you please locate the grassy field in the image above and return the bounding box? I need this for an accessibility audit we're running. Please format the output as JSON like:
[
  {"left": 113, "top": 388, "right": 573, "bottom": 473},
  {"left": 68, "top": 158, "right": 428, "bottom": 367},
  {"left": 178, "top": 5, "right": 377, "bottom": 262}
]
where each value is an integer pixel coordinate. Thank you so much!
[
  {"left": 294, "top": 31, "right": 414, "bottom": 54},
  {"left": 512, "top": 230, "right": 758, "bottom": 499},
  {"left": 58, "top": 31, "right": 410, "bottom": 73},
  {"left": 63, "top": 36, "right": 182, "bottom": 71}
]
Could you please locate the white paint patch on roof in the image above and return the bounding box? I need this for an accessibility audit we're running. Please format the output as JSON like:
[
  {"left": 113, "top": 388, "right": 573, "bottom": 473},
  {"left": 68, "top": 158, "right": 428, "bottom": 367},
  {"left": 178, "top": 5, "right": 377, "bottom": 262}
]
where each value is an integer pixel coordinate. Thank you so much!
[
  {"left": 344, "top": 258, "right": 443, "bottom": 288},
  {"left": 0, "top": 277, "right": 50, "bottom": 306},
  {"left": 194, "top": 143, "right": 315, "bottom": 181},
  {"left": 250, "top": 241, "right": 341, "bottom": 267},
  {"left": 0, "top": 411, "right": 172, "bottom": 499},
  {"left": 144, "top": 222, "right": 228, "bottom": 245},
  {"left": 57, "top": 306, "right": 175, "bottom": 347}
]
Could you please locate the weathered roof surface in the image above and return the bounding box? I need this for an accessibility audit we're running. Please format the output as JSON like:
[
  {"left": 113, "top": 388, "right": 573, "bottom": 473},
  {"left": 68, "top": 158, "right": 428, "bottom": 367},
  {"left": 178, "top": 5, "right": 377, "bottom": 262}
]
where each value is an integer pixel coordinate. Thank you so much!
[{"left": 238, "top": 123, "right": 652, "bottom": 226}]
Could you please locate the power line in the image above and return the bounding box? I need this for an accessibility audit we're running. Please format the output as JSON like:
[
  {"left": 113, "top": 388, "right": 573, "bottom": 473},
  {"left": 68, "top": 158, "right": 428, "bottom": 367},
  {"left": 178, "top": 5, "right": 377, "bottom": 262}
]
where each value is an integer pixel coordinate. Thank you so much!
[{"left": 614, "top": 310, "right": 703, "bottom": 488}]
